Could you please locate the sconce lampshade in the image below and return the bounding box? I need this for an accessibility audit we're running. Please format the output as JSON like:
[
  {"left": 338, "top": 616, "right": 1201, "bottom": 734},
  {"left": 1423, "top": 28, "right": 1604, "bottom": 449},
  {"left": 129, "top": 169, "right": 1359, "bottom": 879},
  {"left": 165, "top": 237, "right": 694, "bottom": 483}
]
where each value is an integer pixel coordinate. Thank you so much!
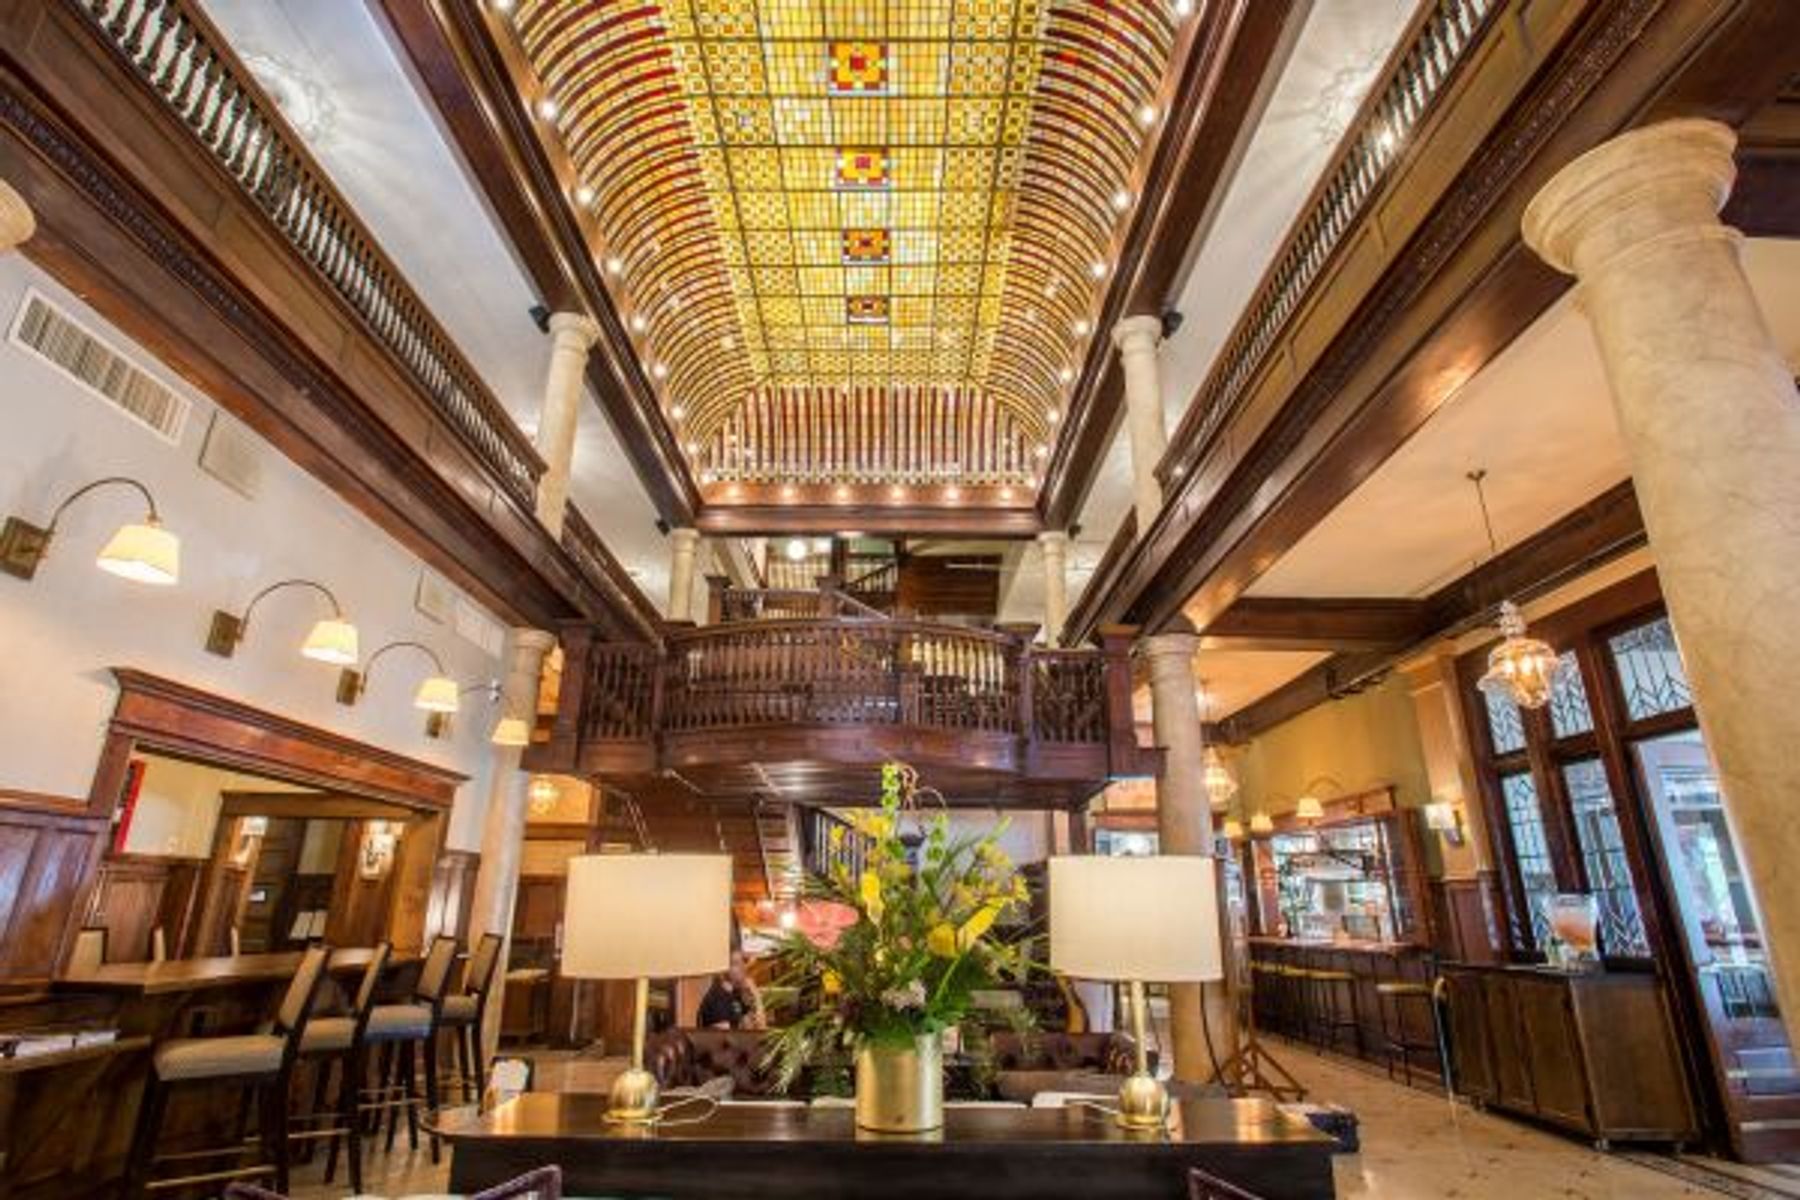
[
  {"left": 1049, "top": 855, "right": 1223, "bottom": 983},
  {"left": 563, "top": 854, "right": 732, "bottom": 980},
  {"left": 1424, "top": 801, "right": 1458, "bottom": 831},
  {"left": 1249, "top": 811, "right": 1274, "bottom": 835},
  {"left": 1295, "top": 794, "right": 1326, "bottom": 822},
  {"left": 413, "top": 675, "right": 461, "bottom": 714},
  {"left": 490, "top": 715, "right": 532, "bottom": 747},
  {"left": 1220, "top": 817, "right": 1244, "bottom": 840},
  {"left": 95, "top": 519, "right": 180, "bottom": 585},
  {"left": 301, "top": 617, "right": 360, "bottom": 665}
]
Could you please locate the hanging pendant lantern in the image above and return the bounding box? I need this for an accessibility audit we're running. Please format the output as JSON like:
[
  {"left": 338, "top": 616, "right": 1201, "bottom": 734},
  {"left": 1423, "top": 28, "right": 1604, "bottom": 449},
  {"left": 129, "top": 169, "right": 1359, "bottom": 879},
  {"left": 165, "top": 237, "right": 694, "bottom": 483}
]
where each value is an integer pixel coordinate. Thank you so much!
[
  {"left": 1202, "top": 746, "right": 1238, "bottom": 806},
  {"left": 1478, "top": 599, "right": 1560, "bottom": 709}
]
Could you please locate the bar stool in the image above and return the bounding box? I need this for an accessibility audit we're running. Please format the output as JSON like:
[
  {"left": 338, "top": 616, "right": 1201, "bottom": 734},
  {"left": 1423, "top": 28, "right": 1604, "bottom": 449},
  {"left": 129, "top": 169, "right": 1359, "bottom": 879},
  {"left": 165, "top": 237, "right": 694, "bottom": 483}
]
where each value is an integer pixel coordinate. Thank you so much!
[
  {"left": 1304, "top": 967, "right": 1363, "bottom": 1057},
  {"left": 295, "top": 943, "right": 391, "bottom": 1194},
  {"left": 126, "top": 944, "right": 331, "bottom": 1197},
  {"left": 1377, "top": 976, "right": 1450, "bottom": 1089},
  {"left": 361, "top": 935, "right": 459, "bottom": 1163},
  {"left": 440, "top": 932, "right": 505, "bottom": 1104}
]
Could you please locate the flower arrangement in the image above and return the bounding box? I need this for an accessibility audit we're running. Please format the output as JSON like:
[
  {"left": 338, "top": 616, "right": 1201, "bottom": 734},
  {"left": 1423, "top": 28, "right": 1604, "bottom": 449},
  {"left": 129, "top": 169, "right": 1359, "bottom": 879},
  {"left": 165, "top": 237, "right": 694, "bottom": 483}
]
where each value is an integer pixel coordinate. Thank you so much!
[{"left": 765, "top": 762, "right": 1032, "bottom": 1092}]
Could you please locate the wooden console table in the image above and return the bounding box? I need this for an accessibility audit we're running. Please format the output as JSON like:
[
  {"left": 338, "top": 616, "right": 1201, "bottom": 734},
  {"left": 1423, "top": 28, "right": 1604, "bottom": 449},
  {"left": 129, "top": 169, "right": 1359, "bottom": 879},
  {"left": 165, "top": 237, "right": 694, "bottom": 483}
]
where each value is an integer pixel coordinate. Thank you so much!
[{"left": 435, "top": 1094, "right": 1338, "bottom": 1199}]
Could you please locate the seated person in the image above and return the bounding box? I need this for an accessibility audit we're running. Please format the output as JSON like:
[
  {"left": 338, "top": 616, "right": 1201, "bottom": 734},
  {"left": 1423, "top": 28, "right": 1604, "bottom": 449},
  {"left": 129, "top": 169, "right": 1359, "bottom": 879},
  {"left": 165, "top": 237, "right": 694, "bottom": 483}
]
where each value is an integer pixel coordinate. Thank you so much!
[{"left": 698, "top": 950, "right": 765, "bottom": 1030}]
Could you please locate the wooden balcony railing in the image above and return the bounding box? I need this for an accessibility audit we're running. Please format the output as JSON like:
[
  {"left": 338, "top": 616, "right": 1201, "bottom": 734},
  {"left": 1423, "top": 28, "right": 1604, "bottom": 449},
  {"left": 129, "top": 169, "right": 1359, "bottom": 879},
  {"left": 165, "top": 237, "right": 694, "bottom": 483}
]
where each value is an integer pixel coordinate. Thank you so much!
[
  {"left": 77, "top": 0, "right": 545, "bottom": 511},
  {"left": 1159, "top": 0, "right": 1499, "bottom": 481},
  {"left": 540, "top": 618, "right": 1145, "bottom": 791}
]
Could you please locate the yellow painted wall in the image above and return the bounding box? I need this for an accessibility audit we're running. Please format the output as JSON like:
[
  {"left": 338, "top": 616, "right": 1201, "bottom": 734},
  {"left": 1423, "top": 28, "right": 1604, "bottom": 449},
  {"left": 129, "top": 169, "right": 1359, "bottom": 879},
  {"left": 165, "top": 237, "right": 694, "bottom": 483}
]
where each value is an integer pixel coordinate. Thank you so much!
[{"left": 1228, "top": 675, "right": 1433, "bottom": 821}]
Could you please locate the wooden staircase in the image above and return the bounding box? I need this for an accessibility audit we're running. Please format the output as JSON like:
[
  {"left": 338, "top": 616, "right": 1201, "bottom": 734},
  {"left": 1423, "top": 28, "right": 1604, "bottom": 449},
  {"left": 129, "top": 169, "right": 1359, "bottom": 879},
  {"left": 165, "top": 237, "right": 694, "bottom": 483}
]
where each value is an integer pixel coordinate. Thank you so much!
[{"left": 599, "top": 781, "right": 800, "bottom": 916}]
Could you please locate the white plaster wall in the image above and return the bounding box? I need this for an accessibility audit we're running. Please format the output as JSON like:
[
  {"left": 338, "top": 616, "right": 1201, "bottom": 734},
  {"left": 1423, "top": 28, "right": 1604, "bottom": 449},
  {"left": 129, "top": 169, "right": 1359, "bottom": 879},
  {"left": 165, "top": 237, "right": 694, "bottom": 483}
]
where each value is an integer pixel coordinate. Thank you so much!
[{"left": 0, "top": 255, "right": 502, "bottom": 850}]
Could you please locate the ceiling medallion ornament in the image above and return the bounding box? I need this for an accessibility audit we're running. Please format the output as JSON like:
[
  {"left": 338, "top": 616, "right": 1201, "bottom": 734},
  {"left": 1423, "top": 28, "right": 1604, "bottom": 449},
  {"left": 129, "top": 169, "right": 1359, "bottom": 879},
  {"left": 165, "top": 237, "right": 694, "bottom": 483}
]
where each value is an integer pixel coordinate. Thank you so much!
[
  {"left": 1466, "top": 470, "right": 1561, "bottom": 710},
  {"left": 512, "top": 0, "right": 1178, "bottom": 489}
]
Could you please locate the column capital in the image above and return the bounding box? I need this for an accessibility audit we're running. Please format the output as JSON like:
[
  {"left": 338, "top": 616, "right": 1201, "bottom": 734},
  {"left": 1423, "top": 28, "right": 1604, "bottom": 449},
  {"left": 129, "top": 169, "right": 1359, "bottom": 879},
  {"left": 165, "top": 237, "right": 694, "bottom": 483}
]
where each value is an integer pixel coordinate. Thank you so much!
[
  {"left": 1036, "top": 529, "right": 1070, "bottom": 550},
  {"left": 547, "top": 311, "right": 602, "bottom": 351},
  {"left": 668, "top": 526, "right": 702, "bottom": 549},
  {"left": 509, "top": 627, "right": 558, "bottom": 657},
  {"left": 1110, "top": 313, "right": 1163, "bottom": 356},
  {"left": 0, "top": 178, "right": 35, "bottom": 254},
  {"left": 1136, "top": 629, "right": 1200, "bottom": 668},
  {"left": 1523, "top": 118, "right": 1736, "bottom": 281}
]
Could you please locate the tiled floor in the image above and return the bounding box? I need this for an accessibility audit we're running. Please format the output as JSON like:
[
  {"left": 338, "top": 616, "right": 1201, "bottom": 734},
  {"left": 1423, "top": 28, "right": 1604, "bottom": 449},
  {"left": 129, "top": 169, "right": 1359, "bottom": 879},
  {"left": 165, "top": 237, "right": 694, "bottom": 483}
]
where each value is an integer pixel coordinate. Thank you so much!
[{"left": 286, "top": 1044, "right": 1800, "bottom": 1198}]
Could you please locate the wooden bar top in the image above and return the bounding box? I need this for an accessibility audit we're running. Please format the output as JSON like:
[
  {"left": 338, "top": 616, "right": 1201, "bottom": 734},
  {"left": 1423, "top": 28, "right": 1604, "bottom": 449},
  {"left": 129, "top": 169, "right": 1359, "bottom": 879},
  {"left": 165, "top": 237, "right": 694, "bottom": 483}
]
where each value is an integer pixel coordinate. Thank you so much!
[
  {"left": 53, "top": 947, "right": 395, "bottom": 996},
  {"left": 436, "top": 1094, "right": 1338, "bottom": 1199},
  {"left": 1246, "top": 937, "right": 1425, "bottom": 954}
]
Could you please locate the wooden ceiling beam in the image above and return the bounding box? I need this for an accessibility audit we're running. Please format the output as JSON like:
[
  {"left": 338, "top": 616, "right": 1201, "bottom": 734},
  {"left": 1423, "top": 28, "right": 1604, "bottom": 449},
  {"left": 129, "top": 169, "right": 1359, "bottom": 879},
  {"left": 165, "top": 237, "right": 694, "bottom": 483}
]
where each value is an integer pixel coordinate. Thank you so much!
[
  {"left": 1216, "top": 481, "right": 1644, "bottom": 742},
  {"left": 1041, "top": 0, "right": 1303, "bottom": 529},
  {"left": 1199, "top": 597, "right": 1431, "bottom": 652}
]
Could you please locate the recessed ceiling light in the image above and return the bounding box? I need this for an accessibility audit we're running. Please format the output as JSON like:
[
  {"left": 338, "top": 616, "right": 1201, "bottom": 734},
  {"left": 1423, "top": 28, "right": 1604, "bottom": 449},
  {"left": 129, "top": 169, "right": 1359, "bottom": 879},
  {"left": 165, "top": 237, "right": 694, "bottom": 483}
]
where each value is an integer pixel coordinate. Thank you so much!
[
  {"left": 630, "top": 314, "right": 648, "bottom": 333},
  {"left": 700, "top": 470, "right": 716, "bottom": 484},
  {"left": 1047, "top": 409, "right": 1060, "bottom": 424},
  {"left": 684, "top": 440, "right": 699, "bottom": 455},
  {"left": 1034, "top": 444, "right": 1048, "bottom": 458},
  {"left": 652, "top": 362, "right": 668, "bottom": 379},
  {"left": 1089, "top": 260, "right": 1107, "bottom": 280},
  {"left": 780, "top": 485, "right": 797, "bottom": 500},
  {"left": 1111, "top": 189, "right": 1133, "bottom": 212},
  {"left": 536, "top": 98, "right": 559, "bottom": 120},
  {"left": 945, "top": 485, "right": 962, "bottom": 501},
  {"left": 999, "top": 487, "right": 1014, "bottom": 501},
  {"left": 721, "top": 335, "right": 736, "bottom": 350},
  {"left": 1058, "top": 367, "right": 1074, "bottom": 384},
  {"left": 492, "top": 0, "right": 515, "bottom": 12},
  {"left": 606, "top": 256, "right": 625, "bottom": 276},
  {"left": 889, "top": 485, "right": 906, "bottom": 501},
  {"left": 574, "top": 184, "right": 595, "bottom": 205},
  {"left": 1073, "top": 319, "right": 1092, "bottom": 336},
  {"left": 1173, "top": 0, "right": 1194, "bottom": 17},
  {"left": 834, "top": 486, "right": 850, "bottom": 501},
  {"left": 670, "top": 404, "right": 685, "bottom": 420},
  {"left": 1137, "top": 103, "right": 1159, "bottom": 128}
]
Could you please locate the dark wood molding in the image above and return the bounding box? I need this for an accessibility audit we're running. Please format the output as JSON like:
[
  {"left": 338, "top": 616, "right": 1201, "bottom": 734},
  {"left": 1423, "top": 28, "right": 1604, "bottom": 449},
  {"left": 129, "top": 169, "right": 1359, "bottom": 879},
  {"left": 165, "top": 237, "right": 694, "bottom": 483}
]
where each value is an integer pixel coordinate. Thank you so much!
[
  {"left": 372, "top": 0, "right": 700, "bottom": 525},
  {"left": 218, "top": 791, "right": 421, "bottom": 821},
  {"left": 1070, "top": 0, "right": 1789, "bottom": 646},
  {"left": 1040, "top": 0, "right": 1302, "bottom": 528},
  {"left": 97, "top": 668, "right": 467, "bottom": 814},
  {"left": 695, "top": 504, "right": 1043, "bottom": 539},
  {"left": 1216, "top": 481, "right": 1644, "bottom": 742}
]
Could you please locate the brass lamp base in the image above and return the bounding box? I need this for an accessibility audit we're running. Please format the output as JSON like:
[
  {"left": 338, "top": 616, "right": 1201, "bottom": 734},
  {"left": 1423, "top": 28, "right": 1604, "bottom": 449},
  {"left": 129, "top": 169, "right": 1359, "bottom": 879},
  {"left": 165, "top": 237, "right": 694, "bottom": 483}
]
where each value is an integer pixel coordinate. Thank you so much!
[
  {"left": 606, "top": 1066, "right": 660, "bottom": 1124},
  {"left": 1116, "top": 1070, "right": 1169, "bottom": 1131}
]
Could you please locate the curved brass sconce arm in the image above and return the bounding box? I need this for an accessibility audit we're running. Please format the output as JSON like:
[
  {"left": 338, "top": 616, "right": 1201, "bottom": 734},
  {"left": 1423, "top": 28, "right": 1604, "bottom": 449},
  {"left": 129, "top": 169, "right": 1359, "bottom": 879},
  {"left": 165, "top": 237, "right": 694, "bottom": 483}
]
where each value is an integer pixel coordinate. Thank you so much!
[
  {"left": 1, "top": 476, "right": 172, "bottom": 583},
  {"left": 207, "top": 577, "right": 350, "bottom": 659}
]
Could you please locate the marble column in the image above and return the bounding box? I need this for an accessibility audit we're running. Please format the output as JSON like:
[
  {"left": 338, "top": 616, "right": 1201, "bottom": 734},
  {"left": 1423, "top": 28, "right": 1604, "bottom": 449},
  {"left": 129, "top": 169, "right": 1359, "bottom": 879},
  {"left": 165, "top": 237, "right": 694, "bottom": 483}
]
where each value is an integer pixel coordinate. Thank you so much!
[
  {"left": 532, "top": 313, "right": 601, "bottom": 536},
  {"left": 1112, "top": 315, "right": 1169, "bottom": 534},
  {"left": 0, "top": 178, "right": 34, "bottom": 253},
  {"left": 1139, "top": 624, "right": 1237, "bottom": 1081},
  {"left": 1037, "top": 529, "right": 1070, "bottom": 646},
  {"left": 1524, "top": 118, "right": 1800, "bottom": 1048},
  {"left": 666, "top": 527, "right": 702, "bottom": 621},
  {"left": 468, "top": 627, "right": 557, "bottom": 1059}
]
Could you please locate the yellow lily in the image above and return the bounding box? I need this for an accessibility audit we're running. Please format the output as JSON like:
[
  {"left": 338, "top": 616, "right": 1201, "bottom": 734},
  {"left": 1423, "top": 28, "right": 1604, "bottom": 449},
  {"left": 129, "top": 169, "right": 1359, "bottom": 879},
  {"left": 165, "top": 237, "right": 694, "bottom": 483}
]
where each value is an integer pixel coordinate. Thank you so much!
[
  {"left": 927, "top": 923, "right": 958, "bottom": 958},
  {"left": 859, "top": 870, "right": 884, "bottom": 922},
  {"left": 822, "top": 970, "right": 842, "bottom": 996},
  {"left": 957, "top": 901, "right": 1003, "bottom": 951}
]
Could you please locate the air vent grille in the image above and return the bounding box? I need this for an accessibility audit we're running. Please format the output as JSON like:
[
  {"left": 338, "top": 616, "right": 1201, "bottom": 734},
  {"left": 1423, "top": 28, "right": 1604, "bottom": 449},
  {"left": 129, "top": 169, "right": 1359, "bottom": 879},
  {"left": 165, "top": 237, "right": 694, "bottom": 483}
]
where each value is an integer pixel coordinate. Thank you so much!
[{"left": 10, "top": 291, "right": 191, "bottom": 444}]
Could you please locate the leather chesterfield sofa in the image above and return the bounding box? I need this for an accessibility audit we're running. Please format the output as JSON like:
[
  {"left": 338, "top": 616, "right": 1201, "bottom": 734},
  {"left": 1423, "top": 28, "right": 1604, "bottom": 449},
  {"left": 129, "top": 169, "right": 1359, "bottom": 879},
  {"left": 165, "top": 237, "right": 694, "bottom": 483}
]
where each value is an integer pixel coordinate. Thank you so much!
[{"left": 646, "top": 1028, "right": 782, "bottom": 1097}]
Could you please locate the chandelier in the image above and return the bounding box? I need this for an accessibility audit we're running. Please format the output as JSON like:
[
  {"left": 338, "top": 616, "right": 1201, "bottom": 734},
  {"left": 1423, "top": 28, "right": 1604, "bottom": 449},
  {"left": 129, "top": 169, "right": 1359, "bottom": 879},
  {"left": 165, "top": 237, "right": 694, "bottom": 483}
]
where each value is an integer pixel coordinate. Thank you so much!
[
  {"left": 1203, "top": 747, "right": 1238, "bottom": 806},
  {"left": 1466, "top": 470, "right": 1560, "bottom": 710}
]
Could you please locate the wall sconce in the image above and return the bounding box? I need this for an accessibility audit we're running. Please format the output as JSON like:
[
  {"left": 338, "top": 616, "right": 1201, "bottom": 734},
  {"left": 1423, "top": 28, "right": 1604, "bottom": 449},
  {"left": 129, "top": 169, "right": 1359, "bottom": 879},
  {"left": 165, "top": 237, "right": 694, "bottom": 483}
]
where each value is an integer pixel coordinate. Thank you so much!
[
  {"left": 337, "top": 641, "right": 459, "bottom": 714},
  {"left": 0, "top": 476, "right": 180, "bottom": 585},
  {"left": 491, "top": 713, "right": 533, "bottom": 747},
  {"left": 1425, "top": 799, "right": 1467, "bottom": 846},
  {"left": 419, "top": 681, "right": 501, "bottom": 740},
  {"left": 529, "top": 775, "right": 560, "bottom": 816},
  {"left": 207, "top": 578, "right": 359, "bottom": 665},
  {"left": 1295, "top": 775, "right": 1346, "bottom": 823}
]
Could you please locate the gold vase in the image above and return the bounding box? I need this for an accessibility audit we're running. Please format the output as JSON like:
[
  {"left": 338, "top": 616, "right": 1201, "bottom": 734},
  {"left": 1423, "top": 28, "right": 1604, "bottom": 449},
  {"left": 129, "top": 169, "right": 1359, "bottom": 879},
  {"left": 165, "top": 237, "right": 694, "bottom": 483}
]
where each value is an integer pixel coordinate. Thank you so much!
[{"left": 854, "top": 1034, "right": 944, "bottom": 1133}]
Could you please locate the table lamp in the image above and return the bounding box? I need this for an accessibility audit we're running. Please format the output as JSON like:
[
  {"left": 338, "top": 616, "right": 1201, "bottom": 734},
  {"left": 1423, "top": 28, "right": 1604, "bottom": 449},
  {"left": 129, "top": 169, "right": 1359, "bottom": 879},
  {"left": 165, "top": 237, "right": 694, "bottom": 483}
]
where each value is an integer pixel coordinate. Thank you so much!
[
  {"left": 1049, "top": 855, "right": 1223, "bottom": 1130},
  {"left": 563, "top": 853, "right": 732, "bottom": 1123}
]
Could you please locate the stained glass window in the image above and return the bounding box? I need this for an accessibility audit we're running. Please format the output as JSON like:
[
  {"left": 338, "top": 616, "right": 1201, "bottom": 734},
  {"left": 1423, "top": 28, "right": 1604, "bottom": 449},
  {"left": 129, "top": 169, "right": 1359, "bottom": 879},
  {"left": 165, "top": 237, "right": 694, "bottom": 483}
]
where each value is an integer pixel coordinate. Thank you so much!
[
  {"left": 1562, "top": 758, "right": 1650, "bottom": 958},
  {"left": 1608, "top": 616, "right": 1693, "bottom": 721},
  {"left": 1547, "top": 650, "right": 1593, "bottom": 738},
  {"left": 514, "top": 0, "right": 1177, "bottom": 483},
  {"left": 1502, "top": 772, "right": 1556, "bottom": 951},
  {"left": 1483, "top": 688, "right": 1526, "bottom": 756}
]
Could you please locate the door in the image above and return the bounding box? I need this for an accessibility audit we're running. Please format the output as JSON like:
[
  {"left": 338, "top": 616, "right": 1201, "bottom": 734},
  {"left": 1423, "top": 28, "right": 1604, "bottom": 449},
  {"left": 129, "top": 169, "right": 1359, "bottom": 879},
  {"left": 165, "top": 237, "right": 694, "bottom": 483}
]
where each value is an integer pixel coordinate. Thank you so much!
[{"left": 1634, "top": 729, "right": 1800, "bottom": 1159}]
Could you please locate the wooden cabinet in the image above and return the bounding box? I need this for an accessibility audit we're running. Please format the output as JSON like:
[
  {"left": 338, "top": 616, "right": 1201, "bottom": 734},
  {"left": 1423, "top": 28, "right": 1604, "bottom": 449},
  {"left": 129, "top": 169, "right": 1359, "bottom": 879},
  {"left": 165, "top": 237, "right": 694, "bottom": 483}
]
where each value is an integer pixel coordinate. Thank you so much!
[{"left": 1443, "top": 964, "right": 1696, "bottom": 1146}]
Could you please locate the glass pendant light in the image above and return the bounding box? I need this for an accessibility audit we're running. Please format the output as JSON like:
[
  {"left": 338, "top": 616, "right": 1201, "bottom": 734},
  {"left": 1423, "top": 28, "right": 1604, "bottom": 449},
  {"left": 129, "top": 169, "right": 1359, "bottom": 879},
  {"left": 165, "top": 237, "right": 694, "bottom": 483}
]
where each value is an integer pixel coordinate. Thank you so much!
[
  {"left": 1197, "top": 681, "right": 1238, "bottom": 806},
  {"left": 1467, "top": 470, "right": 1560, "bottom": 710}
]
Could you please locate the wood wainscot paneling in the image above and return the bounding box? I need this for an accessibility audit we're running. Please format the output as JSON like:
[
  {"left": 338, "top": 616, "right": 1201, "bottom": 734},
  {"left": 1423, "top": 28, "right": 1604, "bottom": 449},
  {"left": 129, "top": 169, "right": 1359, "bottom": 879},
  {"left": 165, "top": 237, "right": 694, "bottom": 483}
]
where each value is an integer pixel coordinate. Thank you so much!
[
  {"left": 85, "top": 853, "right": 206, "bottom": 964},
  {"left": 426, "top": 849, "right": 480, "bottom": 945},
  {"left": 1428, "top": 873, "right": 1504, "bottom": 965},
  {"left": 0, "top": 792, "right": 108, "bottom": 985}
]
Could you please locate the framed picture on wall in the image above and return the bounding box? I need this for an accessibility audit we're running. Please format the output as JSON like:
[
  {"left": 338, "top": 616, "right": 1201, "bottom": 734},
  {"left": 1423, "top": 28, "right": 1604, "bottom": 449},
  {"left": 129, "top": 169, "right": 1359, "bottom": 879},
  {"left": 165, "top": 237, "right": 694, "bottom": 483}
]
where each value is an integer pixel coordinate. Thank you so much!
[{"left": 359, "top": 824, "right": 397, "bottom": 879}]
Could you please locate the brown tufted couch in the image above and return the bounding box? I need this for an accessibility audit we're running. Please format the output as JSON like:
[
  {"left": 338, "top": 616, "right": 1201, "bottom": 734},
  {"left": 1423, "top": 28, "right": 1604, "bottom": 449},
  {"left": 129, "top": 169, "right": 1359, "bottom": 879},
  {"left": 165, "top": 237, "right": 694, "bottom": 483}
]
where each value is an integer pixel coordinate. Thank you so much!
[
  {"left": 646, "top": 1028, "right": 782, "bottom": 1097},
  {"left": 985, "top": 1030, "right": 1153, "bottom": 1103}
]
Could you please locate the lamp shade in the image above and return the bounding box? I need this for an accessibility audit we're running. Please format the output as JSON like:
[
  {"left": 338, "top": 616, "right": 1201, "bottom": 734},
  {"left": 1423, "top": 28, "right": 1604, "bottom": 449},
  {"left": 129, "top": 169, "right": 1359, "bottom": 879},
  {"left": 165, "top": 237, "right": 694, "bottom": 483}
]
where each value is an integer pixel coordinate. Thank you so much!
[
  {"left": 413, "top": 675, "right": 461, "bottom": 713},
  {"left": 1249, "top": 812, "right": 1274, "bottom": 835},
  {"left": 490, "top": 715, "right": 531, "bottom": 747},
  {"left": 1048, "top": 856, "right": 1222, "bottom": 983},
  {"left": 302, "top": 617, "right": 359, "bottom": 665},
  {"left": 563, "top": 854, "right": 732, "bottom": 980},
  {"left": 95, "top": 520, "right": 180, "bottom": 585},
  {"left": 1295, "top": 795, "right": 1325, "bottom": 822}
]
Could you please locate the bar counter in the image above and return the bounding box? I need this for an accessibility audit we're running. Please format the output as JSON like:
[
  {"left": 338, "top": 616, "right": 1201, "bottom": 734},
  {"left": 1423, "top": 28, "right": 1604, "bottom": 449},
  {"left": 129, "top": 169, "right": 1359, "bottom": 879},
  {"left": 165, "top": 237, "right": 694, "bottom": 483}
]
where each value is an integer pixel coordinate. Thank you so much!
[{"left": 1247, "top": 937, "right": 1435, "bottom": 1072}]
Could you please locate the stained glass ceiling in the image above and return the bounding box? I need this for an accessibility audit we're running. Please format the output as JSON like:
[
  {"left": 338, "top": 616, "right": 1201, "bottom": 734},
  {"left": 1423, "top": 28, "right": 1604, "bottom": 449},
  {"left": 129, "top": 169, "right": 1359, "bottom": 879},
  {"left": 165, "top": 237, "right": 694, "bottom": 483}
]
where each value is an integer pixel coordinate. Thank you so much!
[{"left": 513, "top": 0, "right": 1177, "bottom": 488}]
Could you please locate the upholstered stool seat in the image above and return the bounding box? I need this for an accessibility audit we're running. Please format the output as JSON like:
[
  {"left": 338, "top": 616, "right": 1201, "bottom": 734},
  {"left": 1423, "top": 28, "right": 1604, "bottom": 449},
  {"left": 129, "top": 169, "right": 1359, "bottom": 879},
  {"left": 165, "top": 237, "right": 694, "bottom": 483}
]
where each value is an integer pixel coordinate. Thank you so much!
[
  {"left": 299, "top": 1016, "right": 355, "bottom": 1055},
  {"left": 154, "top": 1033, "right": 285, "bottom": 1081},
  {"left": 440, "top": 993, "right": 478, "bottom": 1024},
  {"left": 438, "top": 932, "right": 505, "bottom": 1105},
  {"left": 365, "top": 1003, "right": 433, "bottom": 1041}
]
